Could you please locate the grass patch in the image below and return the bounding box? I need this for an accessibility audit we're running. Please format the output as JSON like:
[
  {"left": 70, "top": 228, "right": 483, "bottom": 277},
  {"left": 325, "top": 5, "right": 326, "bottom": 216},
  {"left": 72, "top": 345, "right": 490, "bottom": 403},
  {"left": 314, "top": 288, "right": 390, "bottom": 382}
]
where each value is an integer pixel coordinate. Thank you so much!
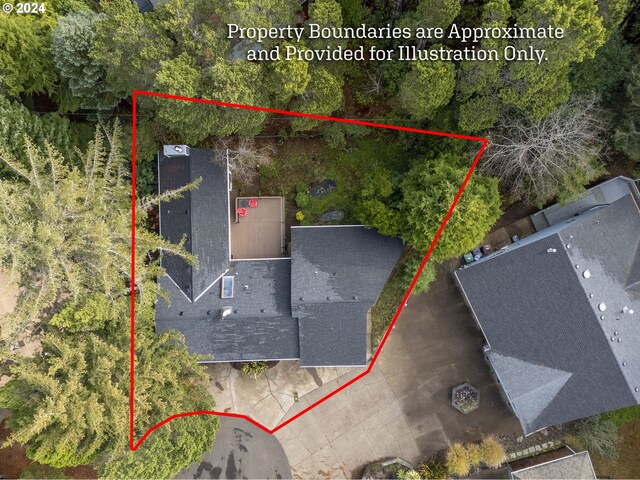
[
  {"left": 370, "top": 251, "right": 408, "bottom": 346},
  {"left": 603, "top": 405, "right": 640, "bottom": 427}
]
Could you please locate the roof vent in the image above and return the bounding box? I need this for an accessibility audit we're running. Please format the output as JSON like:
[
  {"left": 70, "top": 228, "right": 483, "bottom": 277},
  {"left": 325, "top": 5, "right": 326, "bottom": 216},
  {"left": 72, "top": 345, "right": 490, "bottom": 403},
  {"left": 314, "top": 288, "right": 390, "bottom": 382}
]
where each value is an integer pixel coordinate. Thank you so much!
[
  {"left": 547, "top": 248, "right": 557, "bottom": 253},
  {"left": 575, "top": 264, "right": 580, "bottom": 269},
  {"left": 221, "top": 306, "right": 232, "bottom": 317},
  {"left": 635, "top": 387, "right": 639, "bottom": 392},
  {"left": 618, "top": 338, "right": 622, "bottom": 343},
  {"left": 598, "top": 302, "right": 607, "bottom": 312},
  {"left": 163, "top": 145, "right": 190, "bottom": 157},
  {"left": 623, "top": 361, "right": 627, "bottom": 366},
  {"left": 583, "top": 270, "right": 591, "bottom": 279}
]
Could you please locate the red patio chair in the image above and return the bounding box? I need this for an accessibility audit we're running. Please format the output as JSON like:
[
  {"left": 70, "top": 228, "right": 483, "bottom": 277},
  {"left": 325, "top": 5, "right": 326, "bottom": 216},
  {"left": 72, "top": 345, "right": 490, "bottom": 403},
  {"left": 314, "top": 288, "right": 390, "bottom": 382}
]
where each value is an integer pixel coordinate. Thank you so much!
[
  {"left": 248, "top": 198, "right": 258, "bottom": 208},
  {"left": 237, "top": 207, "right": 248, "bottom": 217}
]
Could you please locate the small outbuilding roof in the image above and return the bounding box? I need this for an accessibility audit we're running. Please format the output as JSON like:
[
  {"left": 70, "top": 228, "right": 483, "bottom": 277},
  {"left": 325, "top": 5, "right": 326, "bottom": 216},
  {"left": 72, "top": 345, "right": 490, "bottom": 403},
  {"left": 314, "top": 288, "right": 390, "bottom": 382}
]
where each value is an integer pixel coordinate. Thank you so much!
[{"left": 511, "top": 451, "right": 596, "bottom": 480}]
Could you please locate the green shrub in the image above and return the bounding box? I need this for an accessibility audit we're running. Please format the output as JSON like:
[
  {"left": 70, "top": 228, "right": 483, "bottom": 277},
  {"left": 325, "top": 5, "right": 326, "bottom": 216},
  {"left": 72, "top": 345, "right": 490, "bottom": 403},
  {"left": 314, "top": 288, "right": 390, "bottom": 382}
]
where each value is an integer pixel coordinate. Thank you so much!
[
  {"left": 418, "top": 460, "right": 450, "bottom": 480},
  {"left": 401, "top": 256, "right": 437, "bottom": 294},
  {"left": 575, "top": 414, "right": 620, "bottom": 459},
  {"left": 241, "top": 361, "right": 269, "bottom": 380},
  {"left": 296, "top": 211, "right": 305, "bottom": 222},
  {"left": 397, "top": 468, "right": 421, "bottom": 480},
  {"left": 446, "top": 443, "right": 470, "bottom": 476},
  {"left": 295, "top": 190, "right": 310, "bottom": 208}
]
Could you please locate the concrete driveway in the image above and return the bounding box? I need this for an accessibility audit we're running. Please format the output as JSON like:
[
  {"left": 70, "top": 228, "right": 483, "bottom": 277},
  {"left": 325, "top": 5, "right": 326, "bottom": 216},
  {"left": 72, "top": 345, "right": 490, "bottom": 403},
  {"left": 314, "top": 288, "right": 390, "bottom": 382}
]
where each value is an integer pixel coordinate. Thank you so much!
[
  {"left": 275, "top": 262, "right": 521, "bottom": 478},
  {"left": 177, "top": 417, "right": 291, "bottom": 479}
]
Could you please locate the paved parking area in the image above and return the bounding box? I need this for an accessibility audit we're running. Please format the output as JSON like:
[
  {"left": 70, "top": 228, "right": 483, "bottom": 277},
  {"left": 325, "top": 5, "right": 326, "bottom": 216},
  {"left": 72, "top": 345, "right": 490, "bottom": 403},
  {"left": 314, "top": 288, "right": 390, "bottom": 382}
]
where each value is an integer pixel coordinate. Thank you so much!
[
  {"left": 275, "top": 262, "right": 521, "bottom": 478},
  {"left": 177, "top": 417, "right": 291, "bottom": 479}
]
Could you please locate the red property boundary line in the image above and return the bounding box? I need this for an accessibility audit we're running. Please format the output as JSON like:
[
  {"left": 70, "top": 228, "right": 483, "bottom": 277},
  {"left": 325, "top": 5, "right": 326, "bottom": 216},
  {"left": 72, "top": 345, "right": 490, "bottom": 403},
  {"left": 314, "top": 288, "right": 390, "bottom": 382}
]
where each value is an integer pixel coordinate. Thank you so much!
[{"left": 129, "top": 89, "right": 488, "bottom": 451}]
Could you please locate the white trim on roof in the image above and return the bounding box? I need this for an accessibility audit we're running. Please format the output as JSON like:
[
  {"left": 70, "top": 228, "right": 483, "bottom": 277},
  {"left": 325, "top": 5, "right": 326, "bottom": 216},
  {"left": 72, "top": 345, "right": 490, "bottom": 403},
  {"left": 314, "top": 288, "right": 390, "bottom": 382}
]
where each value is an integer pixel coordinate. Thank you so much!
[
  {"left": 193, "top": 268, "right": 230, "bottom": 303},
  {"left": 510, "top": 451, "right": 596, "bottom": 480},
  {"left": 291, "top": 224, "right": 365, "bottom": 228},
  {"left": 197, "top": 357, "right": 301, "bottom": 364},
  {"left": 232, "top": 257, "right": 291, "bottom": 262},
  {"left": 226, "top": 149, "right": 232, "bottom": 263},
  {"left": 165, "top": 274, "right": 193, "bottom": 303}
]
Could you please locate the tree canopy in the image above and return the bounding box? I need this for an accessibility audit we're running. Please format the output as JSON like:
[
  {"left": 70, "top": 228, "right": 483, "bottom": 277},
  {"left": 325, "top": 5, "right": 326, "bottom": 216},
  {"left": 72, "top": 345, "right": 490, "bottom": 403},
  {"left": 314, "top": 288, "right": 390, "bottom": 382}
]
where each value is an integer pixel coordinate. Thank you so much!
[{"left": 400, "top": 155, "right": 502, "bottom": 262}]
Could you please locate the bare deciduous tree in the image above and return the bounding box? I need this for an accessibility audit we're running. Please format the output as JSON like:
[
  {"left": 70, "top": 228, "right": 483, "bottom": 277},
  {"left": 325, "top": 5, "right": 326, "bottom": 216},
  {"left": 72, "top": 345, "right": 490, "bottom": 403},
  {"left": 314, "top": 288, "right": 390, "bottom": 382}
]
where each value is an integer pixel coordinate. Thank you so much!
[
  {"left": 480, "top": 96, "right": 607, "bottom": 207},
  {"left": 216, "top": 138, "right": 275, "bottom": 186}
]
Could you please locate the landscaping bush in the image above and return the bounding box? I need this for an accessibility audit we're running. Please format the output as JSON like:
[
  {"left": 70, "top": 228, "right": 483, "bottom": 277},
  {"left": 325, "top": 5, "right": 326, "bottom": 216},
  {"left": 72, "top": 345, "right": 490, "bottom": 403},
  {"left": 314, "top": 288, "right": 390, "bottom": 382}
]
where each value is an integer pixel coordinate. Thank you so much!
[
  {"left": 295, "top": 190, "right": 311, "bottom": 208},
  {"left": 241, "top": 361, "right": 269, "bottom": 380},
  {"left": 397, "top": 469, "right": 421, "bottom": 480},
  {"left": 446, "top": 443, "right": 470, "bottom": 477},
  {"left": 576, "top": 414, "right": 620, "bottom": 459},
  {"left": 401, "top": 255, "right": 437, "bottom": 294},
  {"left": 418, "top": 460, "right": 450, "bottom": 480},
  {"left": 466, "top": 443, "right": 481, "bottom": 466},
  {"left": 479, "top": 436, "right": 506, "bottom": 468},
  {"left": 296, "top": 211, "right": 305, "bottom": 222}
]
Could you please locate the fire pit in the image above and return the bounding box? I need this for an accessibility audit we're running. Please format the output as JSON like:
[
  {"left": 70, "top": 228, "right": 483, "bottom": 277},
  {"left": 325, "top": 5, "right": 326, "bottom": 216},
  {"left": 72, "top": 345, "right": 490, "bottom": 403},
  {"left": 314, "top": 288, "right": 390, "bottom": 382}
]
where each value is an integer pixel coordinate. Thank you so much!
[{"left": 451, "top": 383, "right": 480, "bottom": 414}]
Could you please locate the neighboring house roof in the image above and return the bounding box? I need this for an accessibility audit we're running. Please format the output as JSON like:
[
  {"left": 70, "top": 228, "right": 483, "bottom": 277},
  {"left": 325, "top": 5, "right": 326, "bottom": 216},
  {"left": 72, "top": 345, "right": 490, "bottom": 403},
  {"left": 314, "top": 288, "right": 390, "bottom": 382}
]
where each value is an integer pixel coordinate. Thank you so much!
[
  {"left": 131, "top": 0, "right": 161, "bottom": 12},
  {"left": 510, "top": 451, "right": 596, "bottom": 480},
  {"left": 455, "top": 179, "right": 640, "bottom": 434},
  {"left": 155, "top": 148, "right": 403, "bottom": 366}
]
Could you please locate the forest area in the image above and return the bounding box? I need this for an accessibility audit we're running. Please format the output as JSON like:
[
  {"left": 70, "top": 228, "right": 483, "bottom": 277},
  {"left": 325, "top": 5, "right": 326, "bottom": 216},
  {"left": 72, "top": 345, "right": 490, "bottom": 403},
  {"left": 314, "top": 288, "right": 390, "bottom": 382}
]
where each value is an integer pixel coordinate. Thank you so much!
[{"left": 0, "top": 0, "right": 639, "bottom": 477}]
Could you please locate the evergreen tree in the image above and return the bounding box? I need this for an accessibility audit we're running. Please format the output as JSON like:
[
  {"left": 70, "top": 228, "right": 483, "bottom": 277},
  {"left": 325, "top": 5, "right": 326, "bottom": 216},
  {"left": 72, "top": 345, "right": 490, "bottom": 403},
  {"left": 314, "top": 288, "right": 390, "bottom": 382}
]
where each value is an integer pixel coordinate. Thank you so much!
[
  {"left": 0, "top": 0, "right": 59, "bottom": 96},
  {"left": 91, "top": 0, "right": 173, "bottom": 96},
  {"left": 52, "top": 11, "right": 121, "bottom": 111},
  {"left": 290, "top": 67, "right": 344, "bottom": 131},
  {"left": 399, "top": 155, "right": 502, "bottom": 261},
  {"left": 0, "top": 290, "right": 219, "bottom": 476},
  {"left": 0, "top": 123, "right": 194, "bottom": 345},
  {"left": 0, "top": 95, "right": 81, "bottom": 175},
  {"left": 398, "top": 47, "right": 455, "bottom": 120},
  {"left": 500, "top": 0, "right": 606, "bottom": 121}
]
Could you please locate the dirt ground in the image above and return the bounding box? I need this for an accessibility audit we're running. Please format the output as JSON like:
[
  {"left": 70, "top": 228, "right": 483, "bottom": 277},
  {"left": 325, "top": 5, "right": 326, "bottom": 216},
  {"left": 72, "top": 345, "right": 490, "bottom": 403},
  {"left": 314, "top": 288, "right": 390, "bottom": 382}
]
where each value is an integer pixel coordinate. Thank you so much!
[
  {"left": 590, "top": 420, "right": 640, "bottom": 479},
  {"left": 0, "top": 272, "right": 17, "bottom": 315},
  {"left": 0, "top": 420, "right": 97, "bottom": 480}
]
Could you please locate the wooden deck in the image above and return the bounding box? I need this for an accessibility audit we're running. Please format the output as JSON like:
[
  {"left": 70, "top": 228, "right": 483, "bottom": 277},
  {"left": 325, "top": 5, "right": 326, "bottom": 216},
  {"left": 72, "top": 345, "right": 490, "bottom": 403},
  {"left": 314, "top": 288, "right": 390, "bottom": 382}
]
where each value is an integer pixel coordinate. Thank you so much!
[{"left": 230, "top": 197, "right": 285, "bottom": 259}]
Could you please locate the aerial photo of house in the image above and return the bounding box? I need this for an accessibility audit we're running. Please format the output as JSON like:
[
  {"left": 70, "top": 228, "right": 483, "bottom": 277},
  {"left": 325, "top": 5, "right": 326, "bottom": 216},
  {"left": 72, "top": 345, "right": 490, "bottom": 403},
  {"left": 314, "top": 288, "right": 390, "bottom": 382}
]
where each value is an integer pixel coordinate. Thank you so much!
[{"left": 155, "top": 145, "right": 404, "bottom": 367}]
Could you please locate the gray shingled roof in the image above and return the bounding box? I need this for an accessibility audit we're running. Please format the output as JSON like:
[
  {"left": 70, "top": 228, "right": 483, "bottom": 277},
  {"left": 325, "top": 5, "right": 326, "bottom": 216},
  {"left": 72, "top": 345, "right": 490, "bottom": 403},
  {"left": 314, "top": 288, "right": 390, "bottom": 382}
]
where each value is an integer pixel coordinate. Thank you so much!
[
  {"left": 511, "top": 451, "right": 596, "bottom": 480},
  {"left": 291, "top": 226, "right": 404, "bottom": 366},
  {"left": 156, "top": 150, "right": 403, "bottom": 366},
  {"left": 155, "top": 260, "right": 300, "bottom": 361},
  {"left": 456, "top": 191, "right": 640, "bottom": 434},
  {"left": 291, "top": 226, "right": 404, "bottom": 309},
  {"left": 296, "top": 303, "right": 371, "bottom": 367},
  {"left": 158, "top": 149, "right": 230, "bottom": 302}
]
